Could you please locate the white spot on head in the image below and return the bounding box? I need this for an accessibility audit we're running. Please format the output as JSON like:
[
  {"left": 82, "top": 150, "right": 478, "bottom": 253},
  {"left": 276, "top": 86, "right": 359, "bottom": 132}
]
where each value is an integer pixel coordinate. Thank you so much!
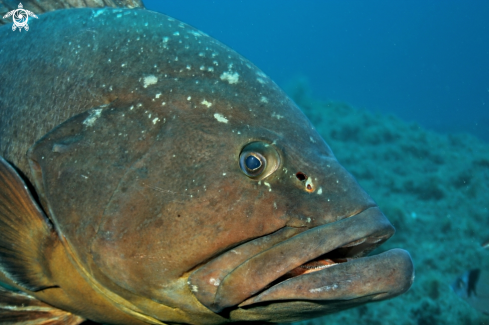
[
  {"left": 307, "top": 217, "right": 311, "bottom": 223},
  {"left": 209, "top": 278, "right": 220, "bottom": 286},
  {"left": 93, "top": 9, "right": 105, "bottom": 18},
  {"left": 317, "top": 187, "right": 323, "bottom": 195},
  {"left": 223, "top": 173, "right": 226, "bottom": 176},
  {"left": 152, "top": 118, "right": 160, "bottom": 124},
  {"left": 220, "top": 71, "right": 240, "bottom": 84},
  {"left": 143, "top": 75, "right": 158, "bottom": 88},
  {"left": 173, "top": 31, "right": 180, "bottom": 36},
  {"left": 272, "top": 112, "right": 284, "bottom": 120},
  {"left": 187, "top": 96, "right": 191, "bottom": 101},
  {"left": 305, "top": 178, "right": 314, "bottom": 191},
  {"left": 257, "top": 78, "right": 265, "bottom": 84},
  {"left": 83, "top": 109, "right": 102, "bottom": 127},
  {"left": 191, "top": 285, "right": 199, "bottom": 292},
  {"left": 155, "top": 93, "right": 161, "bottom": 99},
  {"left": 310, "top": 136, "right": 316, "bottom": 143},
  {"left": 201, "top": 99, "right": 212, "bottom": 107},
  {"left": 260, "top": 96, "right": 269, "bottom": 103},
  {"left": 214, "top": 113, "right": 228, "bottom": 123},
  {"left": 264, "top": 182, "right": 272, "bottom": 192},
  {"left": 163, "top": 37, "right": 169, "bottom": 43}
]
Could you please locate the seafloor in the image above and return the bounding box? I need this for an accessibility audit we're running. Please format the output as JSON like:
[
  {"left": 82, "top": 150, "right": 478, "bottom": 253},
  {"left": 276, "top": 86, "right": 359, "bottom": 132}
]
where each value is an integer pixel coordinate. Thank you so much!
[{"left": 285, "top": 82, "right": 489, "bottom": 325}]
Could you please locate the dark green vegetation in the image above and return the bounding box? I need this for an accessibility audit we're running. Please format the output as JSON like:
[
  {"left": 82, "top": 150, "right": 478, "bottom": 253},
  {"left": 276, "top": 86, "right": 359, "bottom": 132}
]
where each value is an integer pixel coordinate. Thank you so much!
[{"left": 287, "top": 83, "right": 489, "bottom": 325}]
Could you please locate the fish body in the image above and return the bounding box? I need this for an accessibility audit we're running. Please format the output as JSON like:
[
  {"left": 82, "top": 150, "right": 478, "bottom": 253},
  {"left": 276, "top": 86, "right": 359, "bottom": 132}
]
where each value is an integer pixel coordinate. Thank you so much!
[
  {"left": 451, "top": 269, "right": 489, "bottom": 315},
  {"left": 0, "top": 2, "right": 414, "bottom": 324}
]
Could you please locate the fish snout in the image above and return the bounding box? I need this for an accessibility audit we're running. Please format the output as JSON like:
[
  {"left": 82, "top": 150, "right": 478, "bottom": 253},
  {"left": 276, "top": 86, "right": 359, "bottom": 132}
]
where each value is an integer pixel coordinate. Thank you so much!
[{"left": 284, "top": 158, "right": 379, "bottom": 229}]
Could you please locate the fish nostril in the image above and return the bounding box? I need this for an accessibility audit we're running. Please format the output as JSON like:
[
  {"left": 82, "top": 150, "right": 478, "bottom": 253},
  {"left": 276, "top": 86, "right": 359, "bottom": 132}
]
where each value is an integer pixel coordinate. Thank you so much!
[{"left": 296, "top": 172, "right": 307, "bottom": 181}]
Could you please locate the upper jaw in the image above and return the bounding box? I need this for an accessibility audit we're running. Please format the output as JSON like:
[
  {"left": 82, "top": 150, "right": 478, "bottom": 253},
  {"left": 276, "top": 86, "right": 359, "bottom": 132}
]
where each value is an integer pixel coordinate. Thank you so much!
[{"left": 189, "top": 207, "right": 411, "bottom": 314}]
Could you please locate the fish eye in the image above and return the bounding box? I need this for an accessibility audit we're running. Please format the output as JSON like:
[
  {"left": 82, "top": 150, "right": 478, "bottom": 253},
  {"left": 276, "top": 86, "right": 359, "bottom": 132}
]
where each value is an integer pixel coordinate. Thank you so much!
[
  {"left": 241, "top": 152, "right": 266, "bottom": 176},
  {"left": 239, "top": 142, "right": 281, "bottom": 180}
]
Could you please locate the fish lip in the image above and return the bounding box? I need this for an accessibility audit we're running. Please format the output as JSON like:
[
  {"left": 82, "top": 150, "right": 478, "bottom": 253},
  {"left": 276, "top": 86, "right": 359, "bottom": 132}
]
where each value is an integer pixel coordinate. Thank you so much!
[
  {"left": 237, "top": 248, "right": 414, "bottom": 308},
  {"left": 189, "top": 206, "right": 395, "bottom": 313}
]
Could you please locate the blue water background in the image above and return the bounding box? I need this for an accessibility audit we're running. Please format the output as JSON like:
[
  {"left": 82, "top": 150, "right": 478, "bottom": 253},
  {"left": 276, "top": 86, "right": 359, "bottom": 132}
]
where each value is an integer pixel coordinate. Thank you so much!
[{"left": 144, "top": 0, "right": 489, "bottom": 142}]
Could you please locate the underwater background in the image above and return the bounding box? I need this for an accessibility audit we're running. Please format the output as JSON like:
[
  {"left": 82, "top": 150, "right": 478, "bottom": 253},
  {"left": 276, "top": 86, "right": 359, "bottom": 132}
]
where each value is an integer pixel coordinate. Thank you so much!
[
  {"left": 143, "top": 1, "right": 489, "bottom": 324},
  {"left": 146, "top": 0, "right": 489, "bottom": 143}
]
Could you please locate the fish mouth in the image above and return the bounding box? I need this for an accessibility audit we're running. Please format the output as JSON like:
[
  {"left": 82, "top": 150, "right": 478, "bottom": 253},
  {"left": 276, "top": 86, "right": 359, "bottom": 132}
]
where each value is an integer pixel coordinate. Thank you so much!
[{"left": 189, "top": 207, "right": 414, "bottom": 314}]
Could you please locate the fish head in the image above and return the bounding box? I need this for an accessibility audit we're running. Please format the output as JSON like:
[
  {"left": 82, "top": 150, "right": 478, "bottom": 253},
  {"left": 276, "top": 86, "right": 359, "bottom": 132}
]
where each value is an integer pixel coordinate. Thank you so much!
[
  {"left": 176, "top": 82, "right": 415, "bottom": 319},
  {"left": 25, "top": 8, "right": 414, "bottom": 323}
]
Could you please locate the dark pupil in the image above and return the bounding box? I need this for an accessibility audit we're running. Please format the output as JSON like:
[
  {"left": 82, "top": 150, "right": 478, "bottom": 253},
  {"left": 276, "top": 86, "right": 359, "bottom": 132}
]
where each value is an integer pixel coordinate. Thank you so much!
[{"left": 245, "top": 155, "right": 261, "bottom": 171}]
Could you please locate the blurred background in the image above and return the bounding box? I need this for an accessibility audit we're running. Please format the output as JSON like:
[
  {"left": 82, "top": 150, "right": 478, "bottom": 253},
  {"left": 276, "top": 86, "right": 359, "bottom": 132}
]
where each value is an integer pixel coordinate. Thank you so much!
[{"left": 144, "top": 0, "right": 489, "bottom": 142}]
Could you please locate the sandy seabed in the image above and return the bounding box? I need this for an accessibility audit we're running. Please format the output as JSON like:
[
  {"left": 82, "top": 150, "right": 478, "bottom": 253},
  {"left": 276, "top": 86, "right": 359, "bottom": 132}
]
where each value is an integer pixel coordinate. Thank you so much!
[{"left": 286, "top": 87, "right": 489, "bottom": 325}]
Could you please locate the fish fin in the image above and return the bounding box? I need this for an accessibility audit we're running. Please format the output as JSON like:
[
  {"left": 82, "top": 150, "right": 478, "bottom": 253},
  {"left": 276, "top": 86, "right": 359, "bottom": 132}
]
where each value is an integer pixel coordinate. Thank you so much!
[
  {"left": 1, "top": 0, "right": 144, "bottom": 25},
  {"left": 475, "top": 271, "right": 489, "bottom": 298},
  {"left": 0, "top": 286, "right": 85, "bottom": 325},
  {"left": 466, "top": 270, "right": 489, "bottom": 315},
  {"left": 0, "top": 156, "right": 57, "bottom": 291}
]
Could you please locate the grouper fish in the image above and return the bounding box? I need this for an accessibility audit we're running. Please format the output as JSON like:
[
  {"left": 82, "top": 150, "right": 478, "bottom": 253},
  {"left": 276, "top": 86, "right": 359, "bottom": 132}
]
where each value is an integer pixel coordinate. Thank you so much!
[{"left": 0, "top": 1, "right": 414, "bottom": 324}]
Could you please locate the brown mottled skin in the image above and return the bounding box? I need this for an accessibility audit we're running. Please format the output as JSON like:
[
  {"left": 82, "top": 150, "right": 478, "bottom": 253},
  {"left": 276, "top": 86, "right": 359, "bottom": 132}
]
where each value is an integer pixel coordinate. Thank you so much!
[{"left": 0, "top": 5, "right": 414, "bottom": 325}]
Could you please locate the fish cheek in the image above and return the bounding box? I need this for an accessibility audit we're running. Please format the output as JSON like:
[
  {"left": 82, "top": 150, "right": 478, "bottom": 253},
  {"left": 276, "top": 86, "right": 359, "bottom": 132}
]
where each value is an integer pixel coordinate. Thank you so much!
[
  {"left": 88, "top": 163, "right": 288, "bottom": 308},
  {"left": 82, "top": 124, "right": 284, "bottom": 306}
]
